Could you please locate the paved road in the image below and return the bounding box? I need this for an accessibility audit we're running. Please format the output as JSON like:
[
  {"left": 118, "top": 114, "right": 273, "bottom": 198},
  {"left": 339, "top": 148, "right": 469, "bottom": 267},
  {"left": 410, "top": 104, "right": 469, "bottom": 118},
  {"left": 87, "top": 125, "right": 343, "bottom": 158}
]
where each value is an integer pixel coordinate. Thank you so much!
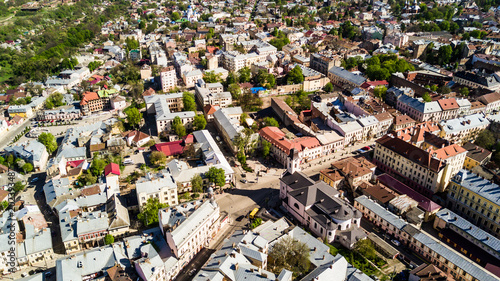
[{"left": 0, "top": 119, "right": 32, "bottom": 151}]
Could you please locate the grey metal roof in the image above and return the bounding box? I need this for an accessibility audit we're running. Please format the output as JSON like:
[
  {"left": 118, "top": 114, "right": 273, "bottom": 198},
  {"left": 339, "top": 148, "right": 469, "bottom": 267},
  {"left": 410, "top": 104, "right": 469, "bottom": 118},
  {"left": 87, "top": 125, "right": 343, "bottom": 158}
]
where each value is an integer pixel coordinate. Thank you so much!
[
  {"left": 452, "top": 169, "right": 500, "bottom": 205},
  {"left": 213, "top": 107, "right": 244, "bottom": 140},
  {"left": 436, "top": 208, "right": 500, "bottom": 255},
  {"left": 440, "top": 113, "right": 490, "bottom": 134},
  {"left": 328, "top": 66, "right": 367, "bottom": 86},
  {"left": 413, "top": 232, "right": 499, "bottom": 281},
  {"left": 355, "top": 195, "right": 408, "bottom": 230}
]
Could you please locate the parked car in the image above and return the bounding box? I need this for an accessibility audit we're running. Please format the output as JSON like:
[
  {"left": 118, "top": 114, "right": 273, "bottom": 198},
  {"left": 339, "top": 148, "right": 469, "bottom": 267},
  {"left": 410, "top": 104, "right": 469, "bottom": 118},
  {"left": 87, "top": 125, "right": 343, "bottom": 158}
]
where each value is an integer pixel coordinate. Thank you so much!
[
  {"left": 30, "top": 177, "right": 39, "bottom": 183},
  {"left": 240, "top": 179, "right": 247, "bottom": 183},
  {"left": 236, "top": 215, "right": 245, "bottom": 222},
  {"left": 241, "top": 173, "right": 246, "bottom": 178},
  {"left": 391, "top": 239, "right": 401, "bottom": 247},
  {"left": 189, "top": 269, "right": 196, "bottom": 276},
  {"left": 21, "top": 273, "right": 29, "bottom": 277},
  {"left": 45, "top": 272, "right": 52, "bottom": 277}
]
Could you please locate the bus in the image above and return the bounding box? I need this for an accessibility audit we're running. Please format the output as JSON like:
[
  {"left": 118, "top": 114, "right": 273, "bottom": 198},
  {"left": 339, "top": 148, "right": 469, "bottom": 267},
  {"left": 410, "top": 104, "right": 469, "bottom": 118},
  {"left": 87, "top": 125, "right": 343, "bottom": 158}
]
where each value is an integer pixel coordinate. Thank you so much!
[{"left": 249, "top": 208, "right": 259, "bottom": 220}]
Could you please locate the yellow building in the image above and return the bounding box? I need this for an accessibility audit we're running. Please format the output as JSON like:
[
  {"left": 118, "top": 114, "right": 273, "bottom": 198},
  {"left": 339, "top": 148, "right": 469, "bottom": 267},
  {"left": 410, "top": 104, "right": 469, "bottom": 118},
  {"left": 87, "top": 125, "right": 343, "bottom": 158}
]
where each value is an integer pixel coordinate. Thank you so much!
[
  {"left": 462, "top": 142, "right": 491, "bottom": 171},
  {"left": 446, "top": 169, "right": 500, "bottom": 239},
  {"left": 8, "top": 105, "right": 33, "bottom": 118}
]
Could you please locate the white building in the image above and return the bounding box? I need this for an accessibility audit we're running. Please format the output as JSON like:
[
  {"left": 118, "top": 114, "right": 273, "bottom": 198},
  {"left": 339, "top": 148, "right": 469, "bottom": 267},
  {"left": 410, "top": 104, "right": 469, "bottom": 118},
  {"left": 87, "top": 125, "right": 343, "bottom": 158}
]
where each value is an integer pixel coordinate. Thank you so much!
[
  {"left": 144, "top": 94, "right": 195, "bottom": 135},
  {"left": 439, "top": 113, "right": 490, "bottom": 145},
  {"left": 159, "top": 198, "right": 221, "bottom": 267},
  {"left": 194, "top": 79, "right": 232, "bottom": 108},
  {"left": 136, "top": 170, "right": 179, "bottom": 211},
  {"left": 182, "top": 69, "right": 203, "bottom": 88},
  {"left": 160, "top": 66, "right": 177, "bottom": 92}
]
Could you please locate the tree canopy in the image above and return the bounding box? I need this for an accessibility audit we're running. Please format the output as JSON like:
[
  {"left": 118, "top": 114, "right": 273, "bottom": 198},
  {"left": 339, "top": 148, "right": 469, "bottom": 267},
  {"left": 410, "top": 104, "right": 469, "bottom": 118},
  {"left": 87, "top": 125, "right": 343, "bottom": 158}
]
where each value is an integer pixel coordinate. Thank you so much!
[
  {"left": 182, "top": 92, "right": 197, "bottom": 111},
  {"left": 205, "top": 166, "right": 225, "bottom": 187},
  {"left": 138, "top": 198, "right": 168, "bottom": 227},
  {"left": 268, "top": 236, "right": 310, "bottom": 276},
  {"left": 172, "top": 116, "right": 187, "bottom": 137},
  {"left": 38, "top": 132, "right": 58, "bottom": 154},
  {"left": 194, "top": 115, "right": 207, "bottom": 130},
  {"left": 125, "top": 107, "right": 142, "bottom": 128},
  {"left": 287, "top": 65, "right": 304, "bottom": 84}
]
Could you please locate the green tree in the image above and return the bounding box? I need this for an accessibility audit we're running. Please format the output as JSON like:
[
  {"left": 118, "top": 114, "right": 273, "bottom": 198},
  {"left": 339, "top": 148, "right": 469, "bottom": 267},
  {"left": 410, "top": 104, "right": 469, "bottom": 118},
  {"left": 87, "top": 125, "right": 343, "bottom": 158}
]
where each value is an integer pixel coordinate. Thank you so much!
[
  {"left": 422, "top": 92, "right": 432, "bottom": 102},
  {"left": 125, "top": 107, "right": 142, "bottom": 128},
  {"left": 22, "top": 163, "right": 33, "bottom": 174},
  {"left": 90, "top": 153, "right": 107, "bottom": 176},
  {"left": 437, "top": 45, "right": 452, "bottom": 65},
  {"left": 268, "top": 236, "right": 310, "bottom": 276},
  {"left": 323, "top": 82, "right": 333, "bottom": 93},
  {"left": 250, "top": 217, "right": 262, "bottom": 228},
  {"left": 13, "top": 181, "right": 25, "bottom": 194},
  {"left": 460, "top": 87, "right": 469, "bottom": 96},
  {"left": 0, "top": 201, "right": 8, "bottom": 211},
  {"left": 261, "top": 139, "right": 271, "bottom": 158},
  {"left": 439, "top": 85, "right": 451, "bottom": 95},
  {"left": 205, "top": 166, "right": 225, "bottom": 188},
  {"left": 138, "top": 198, "right": 168, "bottom": 227},
  {"left": 104, "top": 234, "right": 114, "bottom": 245},
  {"left": 475, "top": 130, "right": 496, "bottom": 150},
  {"left": 373, "top": 86, "right": 387, "bottom": 100},
  {"left": 238, "top": 67, "right": 252, "bottom": 83},
  {"left": 237, "top": 149, "right": 247, "bottom": 165},
  {"left": 191, "top": 174, "right": 203, "bottom": 193},
  {"left": 172, "top": 116, "right": 187, "bottom": 137},
  {"left": 194, "top": 115, "right": 207, "bottom": 130},
  {"left": 203, "top": 71, "right": 222, "bottom": 83},
  {"left": 38, "top": 132, "right": 58, "bottom": 154},
  {"left": 287, "top": 65, "right": 304, "bottom": 84},
  {"left": 171, "top": 12, "right": 181, "bottom": 21},
  {"left": 255, "top": 69, "right": 276, "bottom": 88},
  {"left": 182, "top": 92, "right": 197, "bottom": 111},
  {"left": 150, "top": 151, "right": 166, "bottom": 166},
  {"left": 78, "top": 171, "right": 97, "bottom": 186},
  {"left": 228, "top": 83, "right": 242, "bottom": 99},
  {"left": 263, "top": 117, "right": 279, "bottom": 127},
  {"left": 6, "top": 154, "right": 14, "bottom": 168}
]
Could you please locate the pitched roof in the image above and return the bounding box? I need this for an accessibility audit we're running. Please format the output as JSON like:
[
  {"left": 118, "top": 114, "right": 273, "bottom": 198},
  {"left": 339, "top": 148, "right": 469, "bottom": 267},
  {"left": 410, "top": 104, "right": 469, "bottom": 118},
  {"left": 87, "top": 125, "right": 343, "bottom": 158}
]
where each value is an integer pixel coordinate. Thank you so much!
[
  {"left": 394, "top": 114, "right": 415, "bottom": 126},
  {"left": 80, "top": 92, "right": 99, "bottom": 106},
  {"left": 104, "top": 163, "right": 120, "bottom": 176},
  {"left": 437, "top": 98, "right": 459, "bottom": 111},
  {"left": 153, "top": 141, "right": 185, "bottom": 156},
  {"left": 259, "top": 126, "right": 321, "bottom": 155},
  {"left": 462, "top": 142, "right": 492, "bottom": 163}
]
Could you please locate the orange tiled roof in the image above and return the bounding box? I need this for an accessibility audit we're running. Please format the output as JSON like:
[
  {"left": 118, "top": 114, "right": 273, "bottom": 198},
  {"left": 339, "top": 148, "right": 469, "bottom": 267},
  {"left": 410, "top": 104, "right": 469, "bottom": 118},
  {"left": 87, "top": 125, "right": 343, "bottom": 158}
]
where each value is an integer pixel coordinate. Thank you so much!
[
  {"left": 259, "top": 126, "right": 321, "bottom": 155},
  {"left": 437, "top": 98, "right": 459, "bottom": 111},
  {"left": 80, "top": 91, "right": 99, "bottom": 105}
]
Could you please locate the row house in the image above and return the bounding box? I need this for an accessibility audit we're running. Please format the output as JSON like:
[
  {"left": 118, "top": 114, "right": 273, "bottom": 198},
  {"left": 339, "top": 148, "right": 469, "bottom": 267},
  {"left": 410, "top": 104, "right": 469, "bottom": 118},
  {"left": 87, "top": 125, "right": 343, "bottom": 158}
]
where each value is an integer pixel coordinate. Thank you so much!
[
  {"left": 478, "top": 92, "right": 500, "bottom": 113},
  {"left": 446, "top": 170, "right": 500, "bottom": 239},
  {"left": 327, "top": 66, "right": 367, "bottom": 91},
  {"left": 354, "top": 195, "right": 499, "bottom": 281},
  {"left": 437, "top": 98, "right": 460, "bottom": 120},
  {"left": 439, "top": 113, "right": 490, "bottom": 145},
  {"left": 37, "top": 107, "right": 81, "bottom": 121},
  {"left": 396, "top": 94, "right": 442, "bottom": 122}
]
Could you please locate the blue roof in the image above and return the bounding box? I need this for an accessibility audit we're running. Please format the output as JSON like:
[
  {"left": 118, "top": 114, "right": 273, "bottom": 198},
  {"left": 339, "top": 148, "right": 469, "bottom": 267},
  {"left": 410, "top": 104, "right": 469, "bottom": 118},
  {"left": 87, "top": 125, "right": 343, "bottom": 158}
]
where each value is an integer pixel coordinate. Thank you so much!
[
  {"left": 452, "top": 169, "right": 500, "bottom": 205},
  {"left": 251, "top": 87, "right": 266, "bottom": 94}
]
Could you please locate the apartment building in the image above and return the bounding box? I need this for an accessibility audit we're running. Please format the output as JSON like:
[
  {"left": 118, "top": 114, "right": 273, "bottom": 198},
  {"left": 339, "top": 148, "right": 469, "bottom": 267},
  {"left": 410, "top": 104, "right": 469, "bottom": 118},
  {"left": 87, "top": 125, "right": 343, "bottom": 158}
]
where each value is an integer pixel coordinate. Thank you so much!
[
  {"left": 222, "top": 50, "right": 268, "bottom": 72},
  {"left": 453, "top": 70, "right": 500, "bottom": 92},
  {"left": 478, "top": 92, "right": 500, "bottom": 113},
  {"left": 310, "top": 52, "right": 342, "bottom": 75},
  {"left": 259, "top": 126, "right": 322, "bottom": 173},
  {"left": 396, "top": 94, "right": 442, "bottom": 122},
  {"left": 159, "top": 199, "right": 221, "bottom": 267},
  {"left": 136, "top": 170, "right": 178, "bottom": 211},
  {"left": 434, "top": 209, "right": 500, "bottom": 265},
  {"left": 291, "top": 63, "right": 331, "bottom": 92},
  {"left": 373, "top": 135, "right": 466, "bottom": 195},
  {"left": 327, "top": 66, "right": 367, "bottom": 90},
  {"left": 446, "top": 169, "right": 500, "bottom": 239},
  {"left": 80, "top": 91, "right": 104, "bottom": 115},
  {"left": 439, "top": 113, "right": 490, "bottom": 145},
  {"left": 160, "top": 66, "right": 177, "bottom": 92},
  {"left": 194, "top": 79, "right": 232, "bottom": 108},
  {"left": 437, "top": 98, "right": 460, "bottom": 120},
  {"left": 214, "top": 107, "right": 258, "bottom": 155},
  {"left": 144, "top": 94, "right": 195, "bottom": 135},
  {"left": 4, "top": 140, "right": 49, "bottom": 171},
  {"left": 354, "top": 195, "right": 499, "bottom": 281},
  {"left": 280, "top": 172, "right": 365, "bottom": 248},
  {"left": 183, "top": 69, "right": 203, "bottom": 88}
]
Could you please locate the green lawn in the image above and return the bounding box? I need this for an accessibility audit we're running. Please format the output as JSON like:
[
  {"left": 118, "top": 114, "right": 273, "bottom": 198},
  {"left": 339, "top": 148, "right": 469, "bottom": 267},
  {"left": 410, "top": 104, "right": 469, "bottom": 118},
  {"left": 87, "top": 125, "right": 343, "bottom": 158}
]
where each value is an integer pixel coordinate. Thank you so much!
[{"left": 325, "top": 242, "right": 380, "bottom": 276}]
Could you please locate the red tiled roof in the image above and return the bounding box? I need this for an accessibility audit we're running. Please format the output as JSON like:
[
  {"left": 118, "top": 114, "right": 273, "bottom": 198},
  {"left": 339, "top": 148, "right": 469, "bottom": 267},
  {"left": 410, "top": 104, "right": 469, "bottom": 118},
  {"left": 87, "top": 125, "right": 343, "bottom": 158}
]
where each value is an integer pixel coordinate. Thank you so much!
[
  {"left": 154, "top": 141, "right": 185, "bottom": 156},
  {"left": 142, "top": 88, "right": 156, "bottom": 96},
  {"left": 437, "top": 98, "right": 459, "bottom": 111},
  {"left": 204, "top": 104, "right": 218, "bottom": 115},
  {"left": 125, "top": 130, "right": 150, "bottom": 143},
  {"left": 377, "top": 174, "right": 441, "bottom": 212},
  {"left": 361, "top": 80, "right": 389, "bottom": 89},
  {"left": 67, "top": 160, "right": 85, "bottom": 168},
  {"left": 183, "top": 134, "right": 194, "bottom": 144},
  {"left": 104, "top": 163, "right": 120, "bottom": 176},
  {"left": 259, "top": 126, "right": 321, "bottom": 155},
  {"left": 80, "top": 92, "right": 99, "bottom": 105}
]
